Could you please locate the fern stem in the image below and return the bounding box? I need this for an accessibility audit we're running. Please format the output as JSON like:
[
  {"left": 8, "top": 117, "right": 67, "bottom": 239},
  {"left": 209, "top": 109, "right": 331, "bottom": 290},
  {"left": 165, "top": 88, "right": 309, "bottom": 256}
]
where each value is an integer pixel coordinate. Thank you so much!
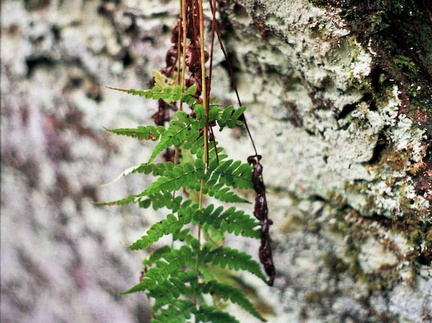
[
  {"left": 198, "top": 0, "right": 209, "bottom": 169},
  {"left": 195, "top": 1, "right": 208, "bottom": 318},
  {"left": 179, "top": 0, "right": 187, "bottom": 112},
  {"left": 196, "top": 0, "right": 208, "bottom": 267},
  {"left": 176, "top": 18, "right": 182, "bottom": 86}
]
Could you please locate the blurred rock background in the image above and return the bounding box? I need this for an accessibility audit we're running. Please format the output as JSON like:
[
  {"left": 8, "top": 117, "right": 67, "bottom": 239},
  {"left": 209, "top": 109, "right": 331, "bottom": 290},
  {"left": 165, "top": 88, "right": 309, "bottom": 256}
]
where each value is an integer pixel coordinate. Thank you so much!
[{"left": 1, "top": 0, "right": 431, "bottom": 322}]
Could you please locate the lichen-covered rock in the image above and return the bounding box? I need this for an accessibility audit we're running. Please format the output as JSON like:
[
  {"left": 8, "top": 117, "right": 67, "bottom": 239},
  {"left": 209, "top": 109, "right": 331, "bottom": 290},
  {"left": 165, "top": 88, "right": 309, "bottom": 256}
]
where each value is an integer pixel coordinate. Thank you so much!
[
  {"left": 1, "top": 0, "right": 431, "bottom": 322},
  {"left": 1, "top": 0, "right": 168, "bottom": 321},
  {"left": 216, "top": 0, "right": 431, "bottom": 321}
]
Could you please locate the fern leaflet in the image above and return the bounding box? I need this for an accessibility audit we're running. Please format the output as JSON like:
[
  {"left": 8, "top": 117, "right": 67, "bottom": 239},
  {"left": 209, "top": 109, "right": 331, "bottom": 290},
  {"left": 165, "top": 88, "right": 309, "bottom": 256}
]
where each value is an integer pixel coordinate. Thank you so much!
[
  {"left": 152, "top": 299, "right": 195, "bottom": 323},
  {"left": 199, "top": 280, "right": 267, "bottom": 321},
  {"left": 199, "top": 244, "right": 267, "bottom": 283},
  {"left": 129, "top": 212, "right": 194, "bottom": 250},
  {"left": 148, "top": 108, "right": 206, "bottom": 163},
  {"left": 122, "top": 249, "right": 197, "bottom": 294},
  {"left": 143, "top": 159, "right": 206, "bottom": 195},
  {"left": 193, "top": 205, "right": 261, "bottom": 239},
  {"left": 105, "top": 125, "right": 165, "bottom": 140},
  {"left": 105, "top": 84, "right": 197, "bottom": 104},
  {"left": 194, "top": 305, "right": 240, "bottom": 323},
  {"left": 207, "top": 159, "right": 254, "bottom": 189}
]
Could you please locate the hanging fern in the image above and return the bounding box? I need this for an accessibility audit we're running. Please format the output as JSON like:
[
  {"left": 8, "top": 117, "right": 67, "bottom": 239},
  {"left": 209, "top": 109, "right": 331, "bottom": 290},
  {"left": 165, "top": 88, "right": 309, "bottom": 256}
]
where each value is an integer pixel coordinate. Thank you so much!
[
  {"left": 97, "top": 84, "right": 273, "bottom": 321},
  {"left": 96, "top": 1, "right": 276, "bottom": 321}
]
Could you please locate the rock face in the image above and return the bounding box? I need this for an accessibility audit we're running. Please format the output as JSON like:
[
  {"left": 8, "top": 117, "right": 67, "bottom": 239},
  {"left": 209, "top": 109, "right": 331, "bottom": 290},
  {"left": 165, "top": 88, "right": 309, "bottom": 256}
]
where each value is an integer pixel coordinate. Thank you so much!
[{"left": 1, "top": 0, "right": 431, "bottom": 322}]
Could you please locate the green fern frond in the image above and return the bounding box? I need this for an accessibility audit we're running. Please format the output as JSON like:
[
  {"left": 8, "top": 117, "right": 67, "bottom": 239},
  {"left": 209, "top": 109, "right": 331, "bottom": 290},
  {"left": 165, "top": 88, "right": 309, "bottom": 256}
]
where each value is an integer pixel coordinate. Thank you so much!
[
  {"left": 104, "top": 85, "right": 159, "bottom": 98},
  {"left": 207, "top": 159, "right": 253, "bottom": 189},
  {"left": 124, "top": 274, "right": 193, "bottom": 309},
  {"left": 172, "top": 228, "right": 193, "bottom": 242},
  {"left": 152, "top": 299, "right": 195, "bottom": 323},
  {"left": 193, "top": 205, "right": 260, "bottom": 239},
  {"left": 105, "top": 85, "right": 175, "bottom": 103},
  {"left": 105, "top": 84, "right": 197, "bottom": 104},
  {"left": 102, "top": 163, "right": 175, "bottom": 188},
  {"left": 93, "top": 189, "right": 178, "bottom": 207},
  {"left": 194, "top": 304, "right": 240, "bottom": 323},
  {"left": 144, "top": 245, "right": 173, "bottom": 267},
  {"left": 186, "top": 181, "right": 249, "bottom": 204},
  {"left": 93, "top": 162, "right": 176, "bottom": 206},
  {"left": 126, "top": 269, "right": 198, "bottom": 314},
  {"left": 122, "top": 250, "right": 197, "bottom": 293},
  {"left": 138, "top": 192, "right": 184, "bottom": 210},
  {"left": 129, "top": 162, "right": 175, "bottom": 176},
  {"left": 148, "top": 112, "right": 205, "bottom": 163},
  {"left": 143, "top": 159, "right": 206, "bottom": 196},
  {"left": 129, "top": 213, "right": 194, "bottom": 250},
  {"left": 182, "top": 85, "right": 198, "bottom": 105},
  {"left": 92, "top": 194, "right": 136, "bottom": 206},
  {"left": 200, "top": 280, "right": 267, "bottom": 321},
  {"left": 152, "top": 275, "right": 196, "bottom": 308},
  {"left": 149, "top": 109, "right": 205, "bottom": 163},
  {"left": 152, "top": 253, "right": 196, "bottom": 281},
  {"left": 102, "top": 42, "right": 272, "bottom": 321},
  {"left": 105, "top": 125, "right": 165, "bottom": 140},
  {"left": 203, "top": 183, "right": 250, "bottom": 203},
  {"left": 194, "top": 143, "right": 226, "bottom": 161},
  {"left": 105, "top": 161, "right": 205, "bottom": 209},
  {"left": 207, "top": 104, "right": 244, "bottom": 126},
  {"left": 147, "top": 103, "right": 246, "bottom": 163},
  {"left": 216, "top": 106, "right": 246, "bottom": 131},
  {"left": 97, "top": 156, "right": 250, "bottom": 207},
  {"left": 200, "top": 245, "right": 267, "bottom": 283}
]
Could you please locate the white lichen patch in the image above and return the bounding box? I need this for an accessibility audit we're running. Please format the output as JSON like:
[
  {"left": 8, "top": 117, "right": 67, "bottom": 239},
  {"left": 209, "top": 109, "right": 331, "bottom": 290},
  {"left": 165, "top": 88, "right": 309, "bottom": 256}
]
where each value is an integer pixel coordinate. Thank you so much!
[
  {"left": 358, "top": 238, "right": 398, "bottom": 272},
  {"left": 389, "top": 275, "right": 432, "bottom": 322},
  {"left": 391, "top": 114, "right": 425, "bottom": 161},
  {"left": 224, "top": 0, "right": 430, "bottom": 216},
  {"left": 359, "top": 86, "right": 430, "bottom": 215},
  {"left": 235, "top": 0, "right": 430, "bottom": 214},
  {"left": 222, "top": 1, "right": 379, "bottom": 201}
]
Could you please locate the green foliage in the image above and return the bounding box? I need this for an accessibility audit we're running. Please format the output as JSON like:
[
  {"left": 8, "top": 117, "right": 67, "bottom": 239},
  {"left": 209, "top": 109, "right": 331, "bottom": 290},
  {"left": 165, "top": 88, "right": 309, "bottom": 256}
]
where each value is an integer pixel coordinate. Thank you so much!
[
  {"left": 216, "top": 105, "right": 246, "bottom": 130},
  {"left": 195, "top": 305, "right": 240, "bottom": 323},
  {"left": 149, "top": 110, "right": 205, "bottom": 163},
  {"left": 199, "top": 281, "right": 266, "bottom": 321},
  {"left": 199, "top": 245, "right": 267, "bottom": 282},
  {"left": 105, "top": 84, "right": 197, "bottom": 104},
  {"left": 207, "top": 158, "right": 253, "bottom": 189},
  {"left": 152, "top": 299, "right": 195, "bottom": 323},
  {"left": 194, "top": 205, "right": 261, "bottom": 239},
  {"left": 105, "top": 125, "right": 165, "bottom": 141},
  {"left": 202, "top": 182, "right": 250, "bottom": 203},
  {"left": 98, "top": 83, "right": 268, "bottom": 322}
]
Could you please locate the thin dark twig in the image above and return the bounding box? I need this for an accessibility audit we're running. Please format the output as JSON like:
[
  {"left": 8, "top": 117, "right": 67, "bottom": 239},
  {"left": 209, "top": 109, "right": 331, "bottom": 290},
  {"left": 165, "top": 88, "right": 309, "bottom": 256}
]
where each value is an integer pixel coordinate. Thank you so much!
[
  {"left": 210, "top": 0, "right": 275, "bottom": 285},
  {"left": 208, "top": 0, "right": 258, "bottom": 156},
  {"left": 208, "top": 0, "right": 217, "bottom": 91}
]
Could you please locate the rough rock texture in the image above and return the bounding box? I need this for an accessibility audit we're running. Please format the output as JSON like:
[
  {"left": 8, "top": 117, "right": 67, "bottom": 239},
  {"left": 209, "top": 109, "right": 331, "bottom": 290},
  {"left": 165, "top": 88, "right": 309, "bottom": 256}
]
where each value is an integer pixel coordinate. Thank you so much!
[
  {"left": 215, "top": 1, "right": 432, "bottom": 322},
  {"left": 1, "top": 0, "right": 431, "bottom": 322}
]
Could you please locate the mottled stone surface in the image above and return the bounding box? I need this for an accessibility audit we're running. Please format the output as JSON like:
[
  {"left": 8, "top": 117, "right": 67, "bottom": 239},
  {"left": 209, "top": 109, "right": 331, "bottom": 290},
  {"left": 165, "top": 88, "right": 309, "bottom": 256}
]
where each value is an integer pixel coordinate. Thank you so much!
[
  {"left": 1, "top": 1, "right": 165, "bottom": 321},
  {"left": 1, "top": 0, "right": 431, "bottom": 322},
  {"left": 216, "top": 1, "right": 432, "bottom": 322}
]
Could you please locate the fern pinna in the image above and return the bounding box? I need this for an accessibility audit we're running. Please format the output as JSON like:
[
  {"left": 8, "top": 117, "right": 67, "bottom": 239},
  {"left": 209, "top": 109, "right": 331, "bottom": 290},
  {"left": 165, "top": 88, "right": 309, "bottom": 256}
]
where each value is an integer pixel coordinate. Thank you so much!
[{"left": 97, "top": 1, "right": 275, "bottom": 322}]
